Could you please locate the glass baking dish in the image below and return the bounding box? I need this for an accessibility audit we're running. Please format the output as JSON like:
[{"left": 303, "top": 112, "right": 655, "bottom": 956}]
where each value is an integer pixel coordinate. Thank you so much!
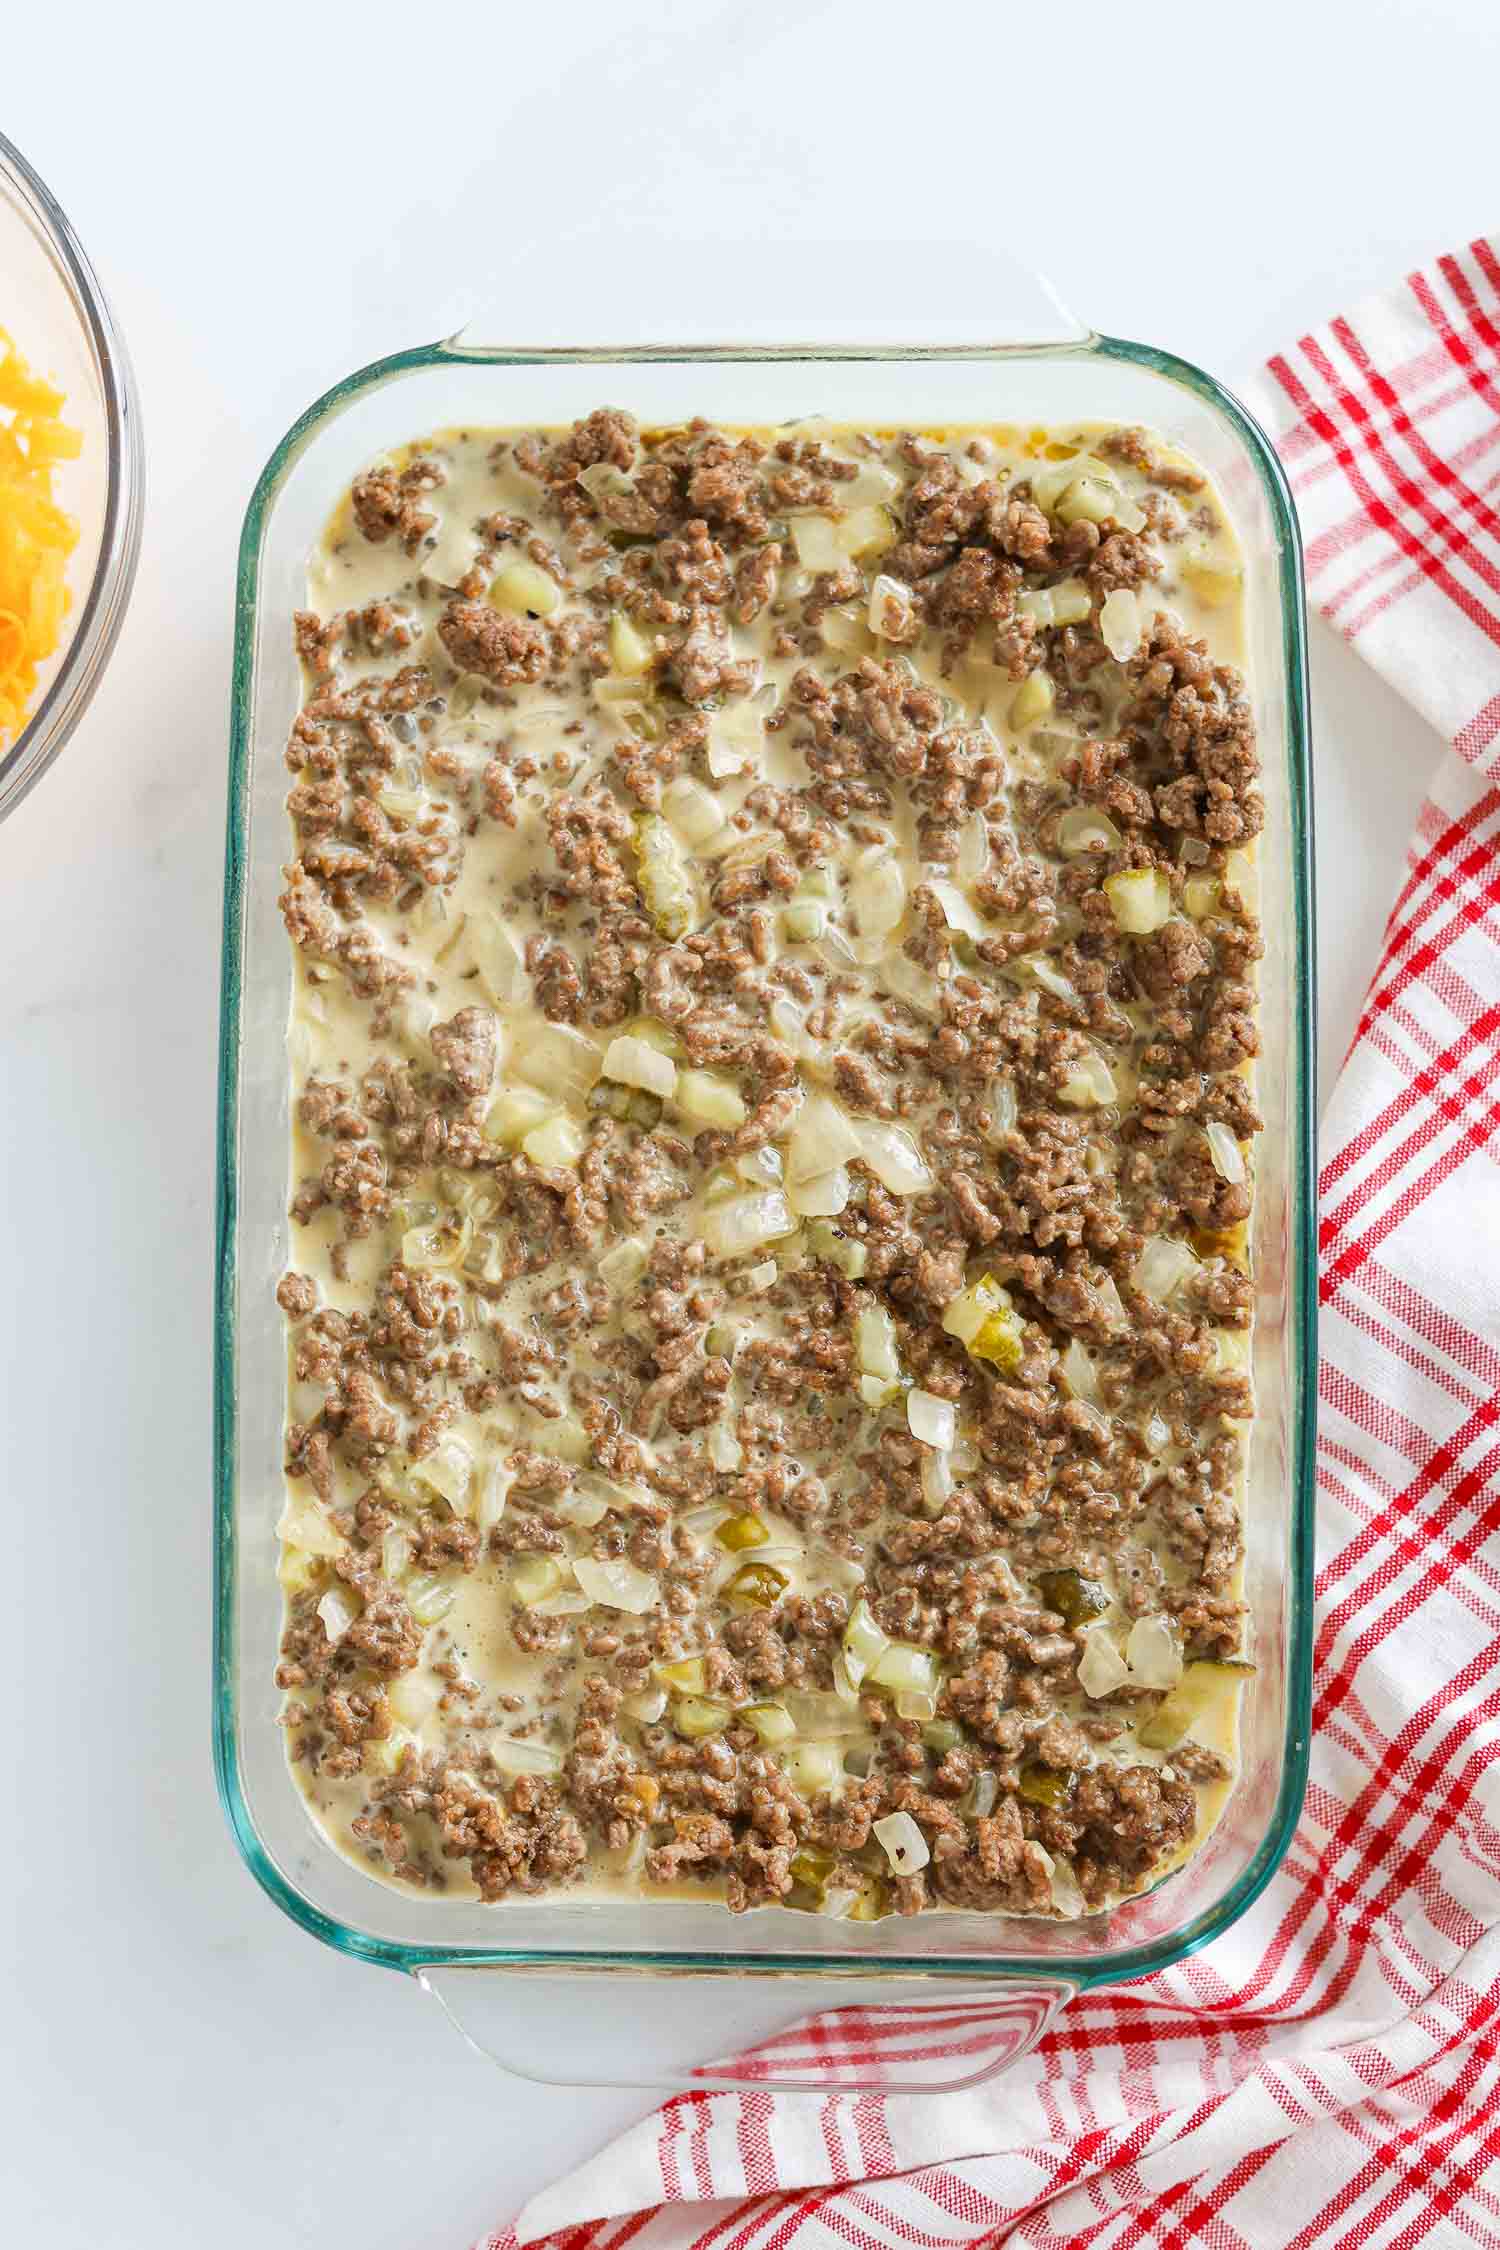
[{"left": 215, "top": 322, "right": 1316, "bottom": 2093}]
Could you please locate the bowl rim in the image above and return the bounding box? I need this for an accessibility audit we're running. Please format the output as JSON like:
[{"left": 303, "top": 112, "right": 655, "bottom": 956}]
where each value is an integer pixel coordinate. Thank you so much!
[{"left": 0, "top": 128, "right": 144, "bottom": 823}]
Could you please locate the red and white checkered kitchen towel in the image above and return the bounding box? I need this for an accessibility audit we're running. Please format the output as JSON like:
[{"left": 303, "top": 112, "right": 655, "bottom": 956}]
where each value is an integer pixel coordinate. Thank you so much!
[{"left": 481, "top": 241, "right": 1500, "bottom": 2250}]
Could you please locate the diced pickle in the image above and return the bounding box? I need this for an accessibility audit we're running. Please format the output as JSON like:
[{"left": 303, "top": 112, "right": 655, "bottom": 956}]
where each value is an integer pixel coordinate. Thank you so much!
[
  {"left": 742, "top": 1702, "right": 797, "bottom": 1744},
  {"left": 1192, "top": 1220, "right": 1250, "bottom": 1269},
  {"left": 633, "top": 812, "right": 698, "bottom": 940},
  {"left": 726, "top": 1562, "right": 790, "bottom": 1608},
  {"left": 1018, "top": 1762, "right": 1076, "bottom": 1809},
  {"left": 656, "top": 1656, "right": 707, "bottom": 1694},
  {"left": 921, "top": 1718, "right": 964, "bottom": 1757},
  {"left": 942, "top": 1274, "right": 1024, "bottom": 1370},
  {"left": 847, "top": 1874, "right": 888, "bottom": 1921},
  {"left": 717, "top": 1512, "right": 770, "bottom": 1552},
  {"left": 790, "top": 1849, "right": 835, "bottom": 1890},
  {"left": 1036, "top": 1568, "right": 1110, "bottom": 1628},
  {"left": 673, "top": 1695, "right": 733, "bottom": 1738},
  {"left": 1136, "top": 1658, "right": 1252, "bottom": 1750}
]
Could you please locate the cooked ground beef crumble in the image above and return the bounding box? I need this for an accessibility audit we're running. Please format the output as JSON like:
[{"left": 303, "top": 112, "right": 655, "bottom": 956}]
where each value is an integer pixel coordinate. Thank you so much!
[{"left": 276, "top": 412, "right": 1260, "bottom": 1922}]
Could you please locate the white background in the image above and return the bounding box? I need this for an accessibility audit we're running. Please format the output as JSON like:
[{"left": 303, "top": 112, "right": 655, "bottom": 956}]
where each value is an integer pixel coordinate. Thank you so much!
[{"left": 2, "top": 2, "right": 1494, "bottom": 2242}]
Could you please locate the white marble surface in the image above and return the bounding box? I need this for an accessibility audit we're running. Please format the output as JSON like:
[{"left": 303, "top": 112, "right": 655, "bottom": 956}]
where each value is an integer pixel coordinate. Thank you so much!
[{"left": 3, "top": 1, "right": 1493, "bottom": 2241}]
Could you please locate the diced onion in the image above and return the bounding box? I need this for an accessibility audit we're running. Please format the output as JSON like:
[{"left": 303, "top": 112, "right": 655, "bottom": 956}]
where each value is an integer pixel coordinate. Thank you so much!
[
  {"left": 599, "top": 1237, "right": 649, "bottom": 1289},
  {"left": 842, "top": 1597, "right": 890, "bottom": 1690},
  {"left": 1205, "top": 1121, "right": 1246, "bottom": 1185},
  {"left": 929, "top": 878, "right": 987, "bottom": 940},
  {"left": 1015, "top": 954, "right": 1078, "bottom": 1005},
  {"left": 1079, "top": 1627, "right": 1132, "bottom": 1699},
  {"left": 744, "top": 1258, "right": 778, "bottom": 1290},
  {"left": 624, "top": 1686, "right": 668, "bottom": 1724},
  {"left": 1009, "top": 668, "right": 1055, "bottom": 729},
  {"left": 1061, "top": 1339, "right": 1099, "bottom": 1403},
  {"left": 1053, "top": 472, "right": 1117, "bottom": 525},
  {"left": 603, "top": 1034, "right": 677, "bottom": 1098},
  {"left": 786, "top": 1093, "right": 862, "bottom": 1184},
  {"left": 553, "top": 1487, "right": 610, "bottom": 1529},
  {"left": 675, "top": 1069, "right": 748, "bottom": 1129},
  {"left": 413, "top": 1437, "right": 474, "bottom": 1514},
  {"left": 1133, "top": 1234, "right": 1199, "bottom": 1302},
  {"left": 276, "top": 1494, "right": 347, "bottom": 1561},
  {"left": 464, "top": 910, "right": 531, "bottom": 1006},
  {"left": 511, "top": 1556, "right": 564, "bottom": 1607},
  {"left": 850, "top": 1116, "right": 932, "bottom": 1196},
  {"left": 907, "top": 1389, "right": 957, "bottom": 1450},
  {"left": 489, "top": 1734, "right": 565, "bottom": 1774},
  {"left": 969, "top": 1770, "right": 999, "bottom": 1817},
  {"left": 1057, "top": 806, "right": 1123, "bottom": 857},
  {"left": 709, "top": 1425, "right": 743, "bottom": 1472},
  {"left": 956, "top": 809, "right": 990, "bottom": 881},
  {"left": 985, "top": 1076, "right": 1018, "bottom": 1139},
  {"left": 920, "top": 1448, "right": 954, "bottom": 1517},
  {"left": 845, "top": 461, "right": 902, "bottom": 506},
  {"left": 381, "top": 1528, "right": 411, "bottom": 1582},
  {"left": 1103, "top": 868, "right": 1172, "bottom": 936},
  {"left": 789, "top": 1165, "right": 851, "bottom": 1218},
  {"left": 701, "top": 1188, "right": 795, "bottom": 1261},
  {"left": 406, "top": 1572, "right": 457, "bottom": 1626},
  {"left": 784, "top": 1690, "right": 869, "bottom": 1738},
  {"left": 608, "top": 610, "right": 654, "bottom": 676},
  {"left": 855, "top": 1302, "right": 901, "bottom": 1383},
  {"left": 873, "top": 1811, "right": 930, "bottom": 1874},
  {"left": 402, "top": 1216, "right": 473, "bottom": 1272},
  {"left": 387, "top": 1671, "right": 440, "bottom": 1728},
  {"left": 489, "top": 559, "right": 561, "bottom": 618},
  {"left": 487, "top": 1084, "right": 557, "bottom": 1147},
  {"left": 869, "top": 1642, "right": 940, "bottom": 1697},
  {"left": 317, "top": 1588, "right": 359, "bottom": 1645},
  {"left": 573, "top": 1556, "right": 660, "bottom": 1614},
  {"left": 896, "top": 1690, "right": 938, "bottom": 1722},
  {"left": 780, "top": 1740, "right": 845, "bottom": 1798},
  {"left": 512, "top": 1020, "right": 602, "bottom": 1099},
  {"left": 1099, "top": 587, "right": 1142, "bottom": 661},
  {"left": 791, "top": 515, "right": 844, "bottom": 573},
  {"left": 663, "top": 775, "right": 727, "bottom": 850},
  {"left": 532, "top": 1589, "right": 591, "bottom": 1616},
  {"left": 849, "top": 849, "right": 907, "bottom": 946},
  {"left": 579, "top": 461, "right": 637, "bottom": 501},
  {"left": 1058, "top": 1048, "right": 1117, "bottom": 1109},
  {"left": 522, "top": 1112, "right": 586, "bottom": 1170},
  {"left": 1126, "top": 1614, "right": 1183, "bottom": 1689},
  {"left": 707, "top": 702, "right": 765, "bottom": 777}
]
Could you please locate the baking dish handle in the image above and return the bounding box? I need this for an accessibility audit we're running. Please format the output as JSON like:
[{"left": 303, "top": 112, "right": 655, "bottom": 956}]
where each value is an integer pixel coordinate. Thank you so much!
[
  {"left": 441, "top": 236, "right": 1091, "bottom": 356},
  {"left": 417, "top": 1966, "right": 1075, "bottom": 2094}
]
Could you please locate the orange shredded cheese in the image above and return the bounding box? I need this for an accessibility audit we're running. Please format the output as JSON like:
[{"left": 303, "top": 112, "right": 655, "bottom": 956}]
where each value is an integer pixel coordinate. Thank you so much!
[{"left": 0, "top": 325, "right": 81, "bottom": 746}]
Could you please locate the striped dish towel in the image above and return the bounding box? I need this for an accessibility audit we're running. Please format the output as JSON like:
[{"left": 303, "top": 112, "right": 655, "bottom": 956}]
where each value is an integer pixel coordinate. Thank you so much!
[{"left": 484, "top": 242, "right": 1500, "bottom": 2250}]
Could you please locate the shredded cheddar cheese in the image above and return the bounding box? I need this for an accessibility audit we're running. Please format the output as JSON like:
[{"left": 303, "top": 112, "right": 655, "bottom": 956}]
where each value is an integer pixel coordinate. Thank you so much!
[{"left": 0, "top": 326, "right": 81, "bottom": 745}]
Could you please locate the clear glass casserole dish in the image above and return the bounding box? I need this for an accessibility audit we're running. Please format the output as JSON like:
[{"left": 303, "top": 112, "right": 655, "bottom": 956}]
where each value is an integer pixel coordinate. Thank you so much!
[{"left": 216, "top": 324, "right": 1316, "bottom": 2093}]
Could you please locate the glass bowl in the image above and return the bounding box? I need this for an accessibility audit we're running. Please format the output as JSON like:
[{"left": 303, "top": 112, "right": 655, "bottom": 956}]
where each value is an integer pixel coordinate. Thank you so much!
[
  {"left": 0, "top": 130, "right": 144, "bottom": 824},
  {"left": 217, "top": 329, "right": 1316, "bottom": 2091}
]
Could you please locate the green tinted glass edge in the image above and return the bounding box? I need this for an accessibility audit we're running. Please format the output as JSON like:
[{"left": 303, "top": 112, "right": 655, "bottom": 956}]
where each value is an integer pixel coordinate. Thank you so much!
[{"left": 215, "top": 333, "right": 1316, "bottom": 1984}]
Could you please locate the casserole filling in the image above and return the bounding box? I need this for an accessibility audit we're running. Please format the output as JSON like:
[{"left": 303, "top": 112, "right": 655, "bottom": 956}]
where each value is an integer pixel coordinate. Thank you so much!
[{"left": 275, "top": 410, "right": 1260, "bottom": 1920}]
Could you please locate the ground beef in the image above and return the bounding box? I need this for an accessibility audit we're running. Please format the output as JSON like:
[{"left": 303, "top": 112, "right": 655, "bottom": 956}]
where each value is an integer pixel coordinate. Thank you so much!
[
  {"left": 437, "top": 599, "right": 549, "bottom": 685},
  {"left": 278, "top": 408, "right": 1261, "bottom": 1923}
]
